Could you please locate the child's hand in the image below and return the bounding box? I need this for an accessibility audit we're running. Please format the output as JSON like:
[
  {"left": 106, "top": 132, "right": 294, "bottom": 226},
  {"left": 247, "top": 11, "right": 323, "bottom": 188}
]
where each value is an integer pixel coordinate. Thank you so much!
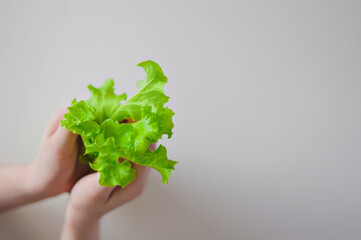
[
  {"left": 61, "top": 163, "right": 150, "bottom": 240},
  {"left": 27, "top": 110, "right": 90, "bottom": 198}
]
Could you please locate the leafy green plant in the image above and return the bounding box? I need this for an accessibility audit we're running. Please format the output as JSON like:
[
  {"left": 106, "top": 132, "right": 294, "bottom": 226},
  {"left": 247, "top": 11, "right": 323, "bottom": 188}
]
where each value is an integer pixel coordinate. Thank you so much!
[{"left": 61, "top": 60, "right": 177, "bottom": 187}]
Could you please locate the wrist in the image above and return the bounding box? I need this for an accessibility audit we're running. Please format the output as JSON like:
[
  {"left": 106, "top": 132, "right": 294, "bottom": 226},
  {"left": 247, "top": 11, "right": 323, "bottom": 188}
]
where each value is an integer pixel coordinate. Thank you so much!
[
  {"left": 65, "top": 203, "right": 102, "bottom": 227},
  {"left": 65, "top": 212, "right": 100, "bottom": 231},
  {"left": 23, "top": 162, "right": 48, "bottom": 199},
  {"left": 0, "top": 163, "right": 47, "bottom": 211},
  {"left": 63, "top": 204, "right": 100, "bottom": 240}
]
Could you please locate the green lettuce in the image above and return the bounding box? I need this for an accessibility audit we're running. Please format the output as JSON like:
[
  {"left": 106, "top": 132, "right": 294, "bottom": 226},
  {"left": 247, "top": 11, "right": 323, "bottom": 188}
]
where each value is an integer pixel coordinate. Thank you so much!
[{"left": 61, "top": 60, "right": 177, "bottom": 187}]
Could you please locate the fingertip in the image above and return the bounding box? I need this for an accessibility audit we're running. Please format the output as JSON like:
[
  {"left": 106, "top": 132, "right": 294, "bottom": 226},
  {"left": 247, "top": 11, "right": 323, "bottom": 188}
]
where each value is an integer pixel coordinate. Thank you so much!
[
  {"left": 52, "top": 124, "right": 77, "bottom": 145},
  {"left": 134, "top": 163, "right": 151, "bottom": 175},
  {"left": 45, "top": 109, "right": 69, "bottom": 138},
  {"left": 88, "top": 172, "right": 116, "bottom": 198},
  {"left": 149, "top": 143, "right": 157, "bottom": 151},
  {"left": 108, "top": 165, "right": 150, "bottom": 206}
]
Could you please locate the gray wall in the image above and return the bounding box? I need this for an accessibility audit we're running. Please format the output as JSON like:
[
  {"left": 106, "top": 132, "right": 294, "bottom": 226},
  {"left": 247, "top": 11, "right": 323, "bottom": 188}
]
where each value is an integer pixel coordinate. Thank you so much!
[{"left": 0, "top": 1, "right": 360, "bottom": 239}]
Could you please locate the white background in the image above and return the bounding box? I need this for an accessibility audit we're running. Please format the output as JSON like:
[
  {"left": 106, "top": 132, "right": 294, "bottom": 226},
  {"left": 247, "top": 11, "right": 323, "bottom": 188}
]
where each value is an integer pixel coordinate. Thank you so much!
[{"left": 0, "top": 1, "right": 361, "bottom": 239}]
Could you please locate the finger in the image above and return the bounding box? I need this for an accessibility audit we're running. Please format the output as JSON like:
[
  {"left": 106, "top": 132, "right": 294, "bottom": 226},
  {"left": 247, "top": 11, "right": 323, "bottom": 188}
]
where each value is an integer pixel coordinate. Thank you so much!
[
  {"left": 79, "top": 172, "right": 115, "bottom": 201},
  {"left": 51, "top": 120, "right": 77, "bottom": 147},
  {"left": 149, "top": 143, "right": 157, "bottom": 151},
  {"left": 44, "top": 109, "right": 68, "bottom": 138},
  {"left": 131, "top": 164, "right": 151, "bottom": 187},
  {"left": 108, "top": 164, "right": 150, "bottom": 208}
]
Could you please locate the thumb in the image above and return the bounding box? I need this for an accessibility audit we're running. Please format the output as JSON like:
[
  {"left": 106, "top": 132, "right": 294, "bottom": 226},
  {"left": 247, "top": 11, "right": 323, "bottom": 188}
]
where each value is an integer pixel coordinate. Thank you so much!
[
  {"left": 44, "top": 109, "right": 68, "bottom": 138},
  {"left": 79, "top": 172, "right": 115, "bottom": 201},
  {"left": 52, "top": 124, "right": 77, "bottom": 147},
  {"left": 44, "top": 109, "right": 78, "bottom": 146}
]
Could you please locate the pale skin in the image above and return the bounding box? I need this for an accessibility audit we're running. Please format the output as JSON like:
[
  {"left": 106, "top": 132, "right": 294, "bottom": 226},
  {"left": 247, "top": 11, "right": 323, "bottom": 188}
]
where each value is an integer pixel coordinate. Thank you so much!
[{"left": 0, "top": 110, "right": 150, "bottom": 240}]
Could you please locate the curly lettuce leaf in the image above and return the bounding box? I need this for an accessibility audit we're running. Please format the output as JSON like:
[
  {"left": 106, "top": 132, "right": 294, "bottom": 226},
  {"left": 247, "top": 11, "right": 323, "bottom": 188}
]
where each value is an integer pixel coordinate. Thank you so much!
[
  {"left": 112, "top": 61, "right": 170, "bottom": 121},
  {"left": 87, "top": 79, "right": 127, "bottom": 123},
  {"left": 60, "top": 60, "right": 176, "bottom": 187},
  {"left": 87, "top": 136, "right": 135, "bottom": 188}
]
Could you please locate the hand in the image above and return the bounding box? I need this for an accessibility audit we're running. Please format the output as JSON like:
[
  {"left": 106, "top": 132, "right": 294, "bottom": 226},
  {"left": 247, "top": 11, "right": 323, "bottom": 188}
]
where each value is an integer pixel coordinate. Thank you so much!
[
  {"left": 61, "top": 160, "right": 151, "bottom": 240},
  {"left": 27, "top": 109, "right": 90, "bottom": 198},
  {"left": 0, "top": 110, "right": 90, "bottom": 211}
]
